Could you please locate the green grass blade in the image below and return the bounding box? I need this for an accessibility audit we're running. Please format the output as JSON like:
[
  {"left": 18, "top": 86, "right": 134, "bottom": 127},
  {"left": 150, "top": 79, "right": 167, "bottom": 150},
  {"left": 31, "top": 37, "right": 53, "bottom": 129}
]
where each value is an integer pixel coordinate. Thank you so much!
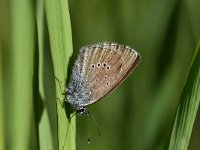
[
  {"left": 36, "top": 0, "right": 56, "bottom": 149},
  {"left": 0, "top": 41, "right": 5, "bottom": 150},
  {"left": 9, "top": 0, "right": 35, "bottom": 149},
  {"left": 45, "top": 0, "right": 76, "bottom": 150},
  {"left": 169, "top": 40, "right": 200, "bottom": 150}
]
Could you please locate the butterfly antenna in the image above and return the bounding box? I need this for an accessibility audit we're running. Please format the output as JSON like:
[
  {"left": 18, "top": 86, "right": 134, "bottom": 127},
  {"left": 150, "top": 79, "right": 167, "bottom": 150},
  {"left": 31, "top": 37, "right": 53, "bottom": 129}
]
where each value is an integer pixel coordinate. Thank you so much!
[
  {"left": 87, "top": 114, "right": 91, "bottom": 143},
  {"left": 88, "top": 111, "right": 101, "bottom": 139}
]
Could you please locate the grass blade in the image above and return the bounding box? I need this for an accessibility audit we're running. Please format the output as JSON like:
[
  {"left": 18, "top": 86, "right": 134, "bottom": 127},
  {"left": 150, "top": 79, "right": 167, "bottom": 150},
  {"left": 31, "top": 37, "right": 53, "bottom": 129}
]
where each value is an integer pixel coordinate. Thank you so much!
[
  {"left": 0, "top": 41, "right": 5, "bottom": 150},
  {"left": 36, "top": 0, "right": 56, "bottom": 149},
  {"left": 169, "top": 40, "right": 200, "bottom": 149},
  {"left": 45, "top": 0, "right": 76, "bottom": 150},
  {"left": 9, "top": 0, "right": 35, "bottom": 149}
]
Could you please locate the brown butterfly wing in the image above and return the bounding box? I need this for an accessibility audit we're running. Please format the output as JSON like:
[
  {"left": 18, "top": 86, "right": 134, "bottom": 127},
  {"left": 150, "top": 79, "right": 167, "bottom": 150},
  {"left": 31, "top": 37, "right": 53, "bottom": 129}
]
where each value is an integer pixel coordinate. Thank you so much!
[{"left": 81, "top": 42, "right": 140, "bottom": 106}]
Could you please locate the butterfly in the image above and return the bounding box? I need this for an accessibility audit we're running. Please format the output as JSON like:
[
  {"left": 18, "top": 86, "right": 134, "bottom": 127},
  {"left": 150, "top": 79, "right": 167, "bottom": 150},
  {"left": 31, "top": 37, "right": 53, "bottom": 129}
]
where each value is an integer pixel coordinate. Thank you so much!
[{"left": 66, "top": 42, "right": 141, "bottom": 116}]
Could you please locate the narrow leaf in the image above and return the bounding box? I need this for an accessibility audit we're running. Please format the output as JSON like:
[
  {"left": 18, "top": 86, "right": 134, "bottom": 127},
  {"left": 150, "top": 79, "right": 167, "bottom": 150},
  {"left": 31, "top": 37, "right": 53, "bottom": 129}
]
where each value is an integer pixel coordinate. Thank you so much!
[
  {"left": 169, "top": 40, "right": 200, "bottom": 150},
  {"left": 45, "top": 0, "right": 76, "bottom": 150}
]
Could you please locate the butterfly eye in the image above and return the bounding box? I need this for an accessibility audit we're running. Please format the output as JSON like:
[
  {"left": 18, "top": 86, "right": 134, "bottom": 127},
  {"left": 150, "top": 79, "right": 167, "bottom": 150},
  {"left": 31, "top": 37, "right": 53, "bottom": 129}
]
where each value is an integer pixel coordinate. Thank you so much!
[
  {"left": 103, "top": 63, "right": 107, "bottom": 67},
  {"left": 97, "top": 63, "right": 101, "bottom": 67},
  {"left": 104, "top": 76, "right": 108, "bottom": 80},
  {"left": 106, "top": 66, "right": 110, "bottom": 70}
]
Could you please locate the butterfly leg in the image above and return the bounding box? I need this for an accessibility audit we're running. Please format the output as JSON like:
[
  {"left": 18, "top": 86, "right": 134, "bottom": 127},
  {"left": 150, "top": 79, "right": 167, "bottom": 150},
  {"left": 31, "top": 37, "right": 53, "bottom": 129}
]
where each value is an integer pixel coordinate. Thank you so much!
[
  {"left": 90, "top": 113, "right": 101, "bottom": 138},
  {"left": 56, "top": 97, "right": 65, "bottom": 108},
  {"left": 54, "top": 76, "right": 67, "bottom": 95},
  {"left": 55, "top": 76, "right": 67, "bottom": 108}
]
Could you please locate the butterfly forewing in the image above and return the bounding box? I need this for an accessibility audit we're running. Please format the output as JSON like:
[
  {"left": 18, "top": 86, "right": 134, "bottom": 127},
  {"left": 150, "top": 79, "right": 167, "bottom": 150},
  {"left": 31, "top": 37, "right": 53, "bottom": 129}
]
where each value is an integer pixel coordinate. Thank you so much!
[
  {"left": 85, "top": 48, "right": 123, "bottom": 103},
  {"left": 79, "top": 42, "right": 140, "bottom": 106}
]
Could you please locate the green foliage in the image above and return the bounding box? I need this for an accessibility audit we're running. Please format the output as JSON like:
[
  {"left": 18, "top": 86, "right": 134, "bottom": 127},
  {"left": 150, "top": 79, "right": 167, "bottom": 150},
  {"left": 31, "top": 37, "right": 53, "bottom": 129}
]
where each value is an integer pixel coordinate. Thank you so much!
[
  {"left": 0, "top": 34, "right": 4, "bottom": 150},
  {"left": 1, "top": 0, "right": 75, "bottom": 149},
  {"left": 0, "top": 0, "right": 200, "bottom": 150},
  {"left": 45, "top": 0, "right": 75, "bottom": 149},
  {"left": 8, "top": 0, "right": 35, "bottom": 149},
  {"left": 169, "top": 41, "right": 200, "bottom": 149}
]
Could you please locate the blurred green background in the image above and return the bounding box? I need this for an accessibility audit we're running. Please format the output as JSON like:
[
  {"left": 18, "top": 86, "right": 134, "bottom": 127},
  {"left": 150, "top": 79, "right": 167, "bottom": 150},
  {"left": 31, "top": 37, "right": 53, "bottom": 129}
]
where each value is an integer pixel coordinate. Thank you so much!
[{"left": 0, "top": 0, "right": 200, "bottom": 150}]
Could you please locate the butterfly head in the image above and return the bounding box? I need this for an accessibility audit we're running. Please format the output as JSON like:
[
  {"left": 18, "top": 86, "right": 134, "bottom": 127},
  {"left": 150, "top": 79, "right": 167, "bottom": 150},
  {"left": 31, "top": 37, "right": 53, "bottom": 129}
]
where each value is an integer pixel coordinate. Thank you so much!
[{"left": 77, "top": 106, "right": 89, "bottom": 116}]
